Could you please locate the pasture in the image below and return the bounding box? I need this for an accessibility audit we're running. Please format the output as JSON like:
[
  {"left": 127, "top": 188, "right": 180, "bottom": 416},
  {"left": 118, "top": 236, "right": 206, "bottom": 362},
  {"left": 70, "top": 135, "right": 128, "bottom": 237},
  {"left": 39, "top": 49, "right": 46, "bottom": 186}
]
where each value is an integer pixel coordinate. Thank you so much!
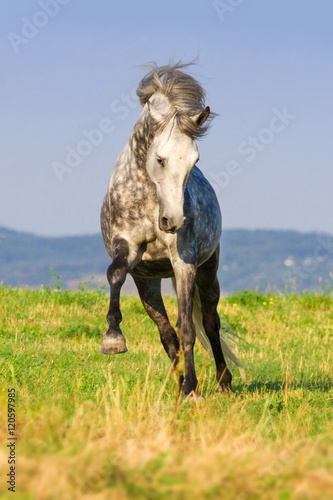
[{"left": 0, "top": 284, "right": 333, "bottom": 499}]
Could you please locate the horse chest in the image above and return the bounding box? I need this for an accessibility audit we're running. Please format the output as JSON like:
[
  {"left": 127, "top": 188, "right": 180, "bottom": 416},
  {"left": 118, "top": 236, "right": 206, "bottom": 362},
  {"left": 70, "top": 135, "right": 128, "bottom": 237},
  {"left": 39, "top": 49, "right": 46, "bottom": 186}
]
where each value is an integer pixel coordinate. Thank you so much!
[
  {"left": 141, "top": 238, "right": 171, "bottom": 261},
  {"left": 107, "top": 183, "right": 158, "bottom": 235}
]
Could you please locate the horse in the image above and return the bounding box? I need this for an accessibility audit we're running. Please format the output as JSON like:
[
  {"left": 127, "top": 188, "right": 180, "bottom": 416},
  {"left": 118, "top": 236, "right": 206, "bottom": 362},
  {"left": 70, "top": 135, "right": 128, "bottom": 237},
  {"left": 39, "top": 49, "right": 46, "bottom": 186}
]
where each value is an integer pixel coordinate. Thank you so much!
[{"left": 100, "top": 63, "right": 243, "bottom": 397}]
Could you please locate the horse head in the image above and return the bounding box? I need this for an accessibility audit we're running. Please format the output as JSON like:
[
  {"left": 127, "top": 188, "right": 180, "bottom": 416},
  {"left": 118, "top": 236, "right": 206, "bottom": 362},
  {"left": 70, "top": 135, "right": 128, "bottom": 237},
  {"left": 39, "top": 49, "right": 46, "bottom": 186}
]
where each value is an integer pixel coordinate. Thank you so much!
[{"left": 145, "top": 93, "right": 210, "bottom": 234}]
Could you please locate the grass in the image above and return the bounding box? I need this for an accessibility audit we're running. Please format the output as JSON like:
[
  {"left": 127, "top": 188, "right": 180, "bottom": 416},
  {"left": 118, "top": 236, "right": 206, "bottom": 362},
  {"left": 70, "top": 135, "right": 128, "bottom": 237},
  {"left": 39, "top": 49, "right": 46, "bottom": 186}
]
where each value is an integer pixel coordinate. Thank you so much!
[{"left": 0, "top": 285, "right": 333, "bottom": 499}]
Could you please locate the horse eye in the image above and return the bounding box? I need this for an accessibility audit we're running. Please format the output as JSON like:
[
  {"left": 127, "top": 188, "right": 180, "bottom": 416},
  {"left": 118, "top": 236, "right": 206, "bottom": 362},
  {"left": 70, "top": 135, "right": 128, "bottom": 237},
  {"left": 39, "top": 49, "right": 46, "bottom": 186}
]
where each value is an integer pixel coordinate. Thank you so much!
[{"left": 156, "top": 156, "right": 165, "bottom": 167}]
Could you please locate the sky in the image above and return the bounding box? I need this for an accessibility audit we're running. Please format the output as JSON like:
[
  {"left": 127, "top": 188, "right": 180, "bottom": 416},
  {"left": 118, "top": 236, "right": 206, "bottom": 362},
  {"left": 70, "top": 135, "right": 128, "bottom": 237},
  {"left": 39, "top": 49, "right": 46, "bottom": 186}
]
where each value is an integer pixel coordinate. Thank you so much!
[{"left": 1, "top": 0, "right": 332, "bottom": 237}]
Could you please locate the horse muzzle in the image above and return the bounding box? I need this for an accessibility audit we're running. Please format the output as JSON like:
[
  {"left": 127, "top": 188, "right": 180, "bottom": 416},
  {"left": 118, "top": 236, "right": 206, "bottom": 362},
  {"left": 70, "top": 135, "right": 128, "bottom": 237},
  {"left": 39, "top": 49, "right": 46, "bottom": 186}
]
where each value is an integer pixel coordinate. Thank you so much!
[{"left": 159, "top": 215, "right": 185, "bottom": 234}]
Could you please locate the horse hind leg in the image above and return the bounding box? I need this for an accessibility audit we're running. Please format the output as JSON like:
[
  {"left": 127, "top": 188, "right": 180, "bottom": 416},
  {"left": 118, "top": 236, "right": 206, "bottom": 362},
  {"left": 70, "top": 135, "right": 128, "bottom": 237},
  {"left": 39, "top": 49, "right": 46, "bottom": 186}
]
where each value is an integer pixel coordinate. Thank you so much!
[
  {"left": 196, "top": 249, "right": 232, "bottom": 391},
  {"left": 101, "top": 239, "right": 129, "bottom": 354},
  {"left": 133, "top": 277, "right": 184, "bottom": 391}
]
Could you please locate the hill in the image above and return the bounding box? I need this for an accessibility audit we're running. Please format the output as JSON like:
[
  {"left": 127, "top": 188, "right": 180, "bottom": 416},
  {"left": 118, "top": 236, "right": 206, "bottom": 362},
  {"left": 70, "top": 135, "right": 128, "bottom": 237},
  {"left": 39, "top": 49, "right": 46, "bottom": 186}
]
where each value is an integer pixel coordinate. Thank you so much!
[{"left": 0, "top": 226, "right": 332, "bottom": 293}]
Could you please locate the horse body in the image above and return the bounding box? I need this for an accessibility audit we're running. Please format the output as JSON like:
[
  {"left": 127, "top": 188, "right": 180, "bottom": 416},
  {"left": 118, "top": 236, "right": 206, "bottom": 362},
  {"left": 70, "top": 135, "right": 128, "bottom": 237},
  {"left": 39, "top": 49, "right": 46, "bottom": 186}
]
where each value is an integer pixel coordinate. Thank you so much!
[{"left": 100, "top": 64, "right": 239, "bottom": 396}]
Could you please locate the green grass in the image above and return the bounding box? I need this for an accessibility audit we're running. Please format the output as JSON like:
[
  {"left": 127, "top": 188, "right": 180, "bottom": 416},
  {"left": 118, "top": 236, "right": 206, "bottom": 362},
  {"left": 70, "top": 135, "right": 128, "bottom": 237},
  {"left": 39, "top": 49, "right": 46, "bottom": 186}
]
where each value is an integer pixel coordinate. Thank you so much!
[{"left": 0, "top": 285, "right": 333, "bottom": 499}]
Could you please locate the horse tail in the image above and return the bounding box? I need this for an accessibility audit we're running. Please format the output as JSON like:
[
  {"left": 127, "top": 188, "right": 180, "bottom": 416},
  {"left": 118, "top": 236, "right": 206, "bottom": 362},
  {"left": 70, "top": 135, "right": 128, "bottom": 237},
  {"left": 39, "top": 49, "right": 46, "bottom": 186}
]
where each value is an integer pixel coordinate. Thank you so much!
[{"left": 192, "top": 286, "right": 246, "bottom": 381}]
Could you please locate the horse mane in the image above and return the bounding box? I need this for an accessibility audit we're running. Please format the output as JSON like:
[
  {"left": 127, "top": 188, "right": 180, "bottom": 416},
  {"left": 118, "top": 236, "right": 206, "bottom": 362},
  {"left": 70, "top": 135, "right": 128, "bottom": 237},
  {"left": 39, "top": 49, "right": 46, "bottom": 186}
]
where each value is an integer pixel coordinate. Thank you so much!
[{"left": 136, "top": 62, "right": 216, "bottom": 138}]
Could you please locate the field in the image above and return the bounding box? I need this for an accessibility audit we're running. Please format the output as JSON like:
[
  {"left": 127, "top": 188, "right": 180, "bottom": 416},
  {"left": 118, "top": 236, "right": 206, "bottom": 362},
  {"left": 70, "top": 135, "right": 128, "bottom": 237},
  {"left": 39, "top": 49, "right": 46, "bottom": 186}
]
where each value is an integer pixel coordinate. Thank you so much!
[{"left": 0, "top": 284, "right": 333, "bottom": 499}]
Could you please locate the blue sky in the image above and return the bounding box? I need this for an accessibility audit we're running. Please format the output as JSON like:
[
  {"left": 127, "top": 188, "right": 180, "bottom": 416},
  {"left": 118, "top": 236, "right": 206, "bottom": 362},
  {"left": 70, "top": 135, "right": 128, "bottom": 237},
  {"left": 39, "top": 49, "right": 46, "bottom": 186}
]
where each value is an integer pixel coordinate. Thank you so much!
[{"left": 1, "top": 0, "right": 332, "bottom": 236}]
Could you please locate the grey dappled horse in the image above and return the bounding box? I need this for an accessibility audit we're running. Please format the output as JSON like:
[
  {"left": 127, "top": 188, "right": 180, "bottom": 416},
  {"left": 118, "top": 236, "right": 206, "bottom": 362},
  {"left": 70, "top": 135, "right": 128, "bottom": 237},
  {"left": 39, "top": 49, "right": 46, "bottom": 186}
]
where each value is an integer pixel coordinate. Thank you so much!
[{"left": 100, "top": 63, "right": 242, "bottom": 397}]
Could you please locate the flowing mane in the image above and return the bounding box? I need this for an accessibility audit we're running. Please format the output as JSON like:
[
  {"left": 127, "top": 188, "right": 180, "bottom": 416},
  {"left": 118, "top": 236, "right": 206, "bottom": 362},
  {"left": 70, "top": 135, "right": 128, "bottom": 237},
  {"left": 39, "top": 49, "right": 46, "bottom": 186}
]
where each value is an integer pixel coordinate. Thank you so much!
[{"left": 136, "top": 62, "right": 216, "bottom": 138}]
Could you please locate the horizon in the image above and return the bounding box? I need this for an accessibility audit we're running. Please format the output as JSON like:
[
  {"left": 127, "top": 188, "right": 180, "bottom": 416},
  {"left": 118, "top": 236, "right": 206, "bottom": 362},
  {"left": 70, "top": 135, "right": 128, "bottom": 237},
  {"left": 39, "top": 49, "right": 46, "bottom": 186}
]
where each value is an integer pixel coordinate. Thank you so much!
[{"left": 1, "top": 224, "right": 333, "bottom": 240}]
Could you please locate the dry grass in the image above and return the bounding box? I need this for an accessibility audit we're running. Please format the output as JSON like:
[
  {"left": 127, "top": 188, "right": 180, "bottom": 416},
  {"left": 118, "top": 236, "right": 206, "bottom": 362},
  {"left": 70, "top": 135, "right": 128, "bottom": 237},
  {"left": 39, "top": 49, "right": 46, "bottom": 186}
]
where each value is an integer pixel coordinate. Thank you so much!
[{"left": 0, "top": 287, "right": 333, "bottom": 499}]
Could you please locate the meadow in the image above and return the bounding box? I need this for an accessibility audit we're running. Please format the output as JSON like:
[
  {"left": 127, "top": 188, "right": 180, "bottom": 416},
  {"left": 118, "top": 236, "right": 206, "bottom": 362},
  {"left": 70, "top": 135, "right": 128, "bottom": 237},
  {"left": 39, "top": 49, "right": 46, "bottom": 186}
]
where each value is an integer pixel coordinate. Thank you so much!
[{"left": 0, "top": 283, "right": 332, "bottom": 499}]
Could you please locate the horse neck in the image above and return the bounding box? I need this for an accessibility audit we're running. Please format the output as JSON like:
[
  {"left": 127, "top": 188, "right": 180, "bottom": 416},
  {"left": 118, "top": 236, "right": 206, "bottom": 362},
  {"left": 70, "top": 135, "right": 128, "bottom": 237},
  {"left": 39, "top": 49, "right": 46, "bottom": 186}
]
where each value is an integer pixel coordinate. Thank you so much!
[{"left": 128, "top": 111, "right": 156, "bottom": 172}]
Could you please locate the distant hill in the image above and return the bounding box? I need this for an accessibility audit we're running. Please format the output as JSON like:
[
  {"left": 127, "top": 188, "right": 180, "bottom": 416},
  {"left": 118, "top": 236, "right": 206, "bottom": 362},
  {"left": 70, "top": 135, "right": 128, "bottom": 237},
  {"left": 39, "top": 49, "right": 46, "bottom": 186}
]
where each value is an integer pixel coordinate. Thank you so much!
[
  {"left": 0, "top": 226, "right": 332, "bottom": 294},
  {"left": 220, "top": 229, "right": 333, "bottom": 293}
]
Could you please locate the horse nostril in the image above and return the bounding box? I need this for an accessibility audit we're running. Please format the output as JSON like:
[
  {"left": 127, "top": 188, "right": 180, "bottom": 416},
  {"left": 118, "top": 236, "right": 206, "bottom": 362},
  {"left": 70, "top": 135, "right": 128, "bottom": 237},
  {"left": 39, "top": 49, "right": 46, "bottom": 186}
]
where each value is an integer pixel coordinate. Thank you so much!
[
  {"left": 161, "top": 217, "right": 169, "bottom": 229},
  {"left": 160, "top": 217, "right": 178, "bottom": 233}
]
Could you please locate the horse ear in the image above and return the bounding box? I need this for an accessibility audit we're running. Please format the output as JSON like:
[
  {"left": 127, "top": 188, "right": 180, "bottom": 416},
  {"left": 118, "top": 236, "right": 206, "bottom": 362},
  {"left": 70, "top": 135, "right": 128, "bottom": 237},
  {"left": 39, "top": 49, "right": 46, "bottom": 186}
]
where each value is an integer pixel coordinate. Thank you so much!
[
  {"left": 147, "top": 101, "right": 163, "bottom": 123},
  {"left": 192, "top": 106, "right": 210, "bottom": 126}
]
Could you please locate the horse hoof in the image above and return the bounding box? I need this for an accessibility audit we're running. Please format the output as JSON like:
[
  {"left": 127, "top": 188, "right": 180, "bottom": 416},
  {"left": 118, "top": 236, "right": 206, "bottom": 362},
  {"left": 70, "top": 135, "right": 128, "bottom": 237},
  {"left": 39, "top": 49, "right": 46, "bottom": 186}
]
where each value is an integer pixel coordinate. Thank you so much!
[
  {"left": 218, "top": 386, "right": 233, "bottom": 394},
  {"left": 185, "top": 392, "right": 205, "bottom": 402},
  {"left": 101, "top": 334, "right": 128, "bottom": 354}
]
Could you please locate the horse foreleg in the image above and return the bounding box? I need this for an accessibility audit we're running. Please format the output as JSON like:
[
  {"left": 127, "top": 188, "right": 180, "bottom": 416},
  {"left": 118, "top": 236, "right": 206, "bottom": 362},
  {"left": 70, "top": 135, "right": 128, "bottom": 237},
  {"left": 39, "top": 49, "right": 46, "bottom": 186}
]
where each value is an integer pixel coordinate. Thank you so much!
[
  {"left": 101, "top": 239, "right": 129, "bottom": 354},
  {"left": 173, "top": 262, "right": 198, "bottom": 396}
]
